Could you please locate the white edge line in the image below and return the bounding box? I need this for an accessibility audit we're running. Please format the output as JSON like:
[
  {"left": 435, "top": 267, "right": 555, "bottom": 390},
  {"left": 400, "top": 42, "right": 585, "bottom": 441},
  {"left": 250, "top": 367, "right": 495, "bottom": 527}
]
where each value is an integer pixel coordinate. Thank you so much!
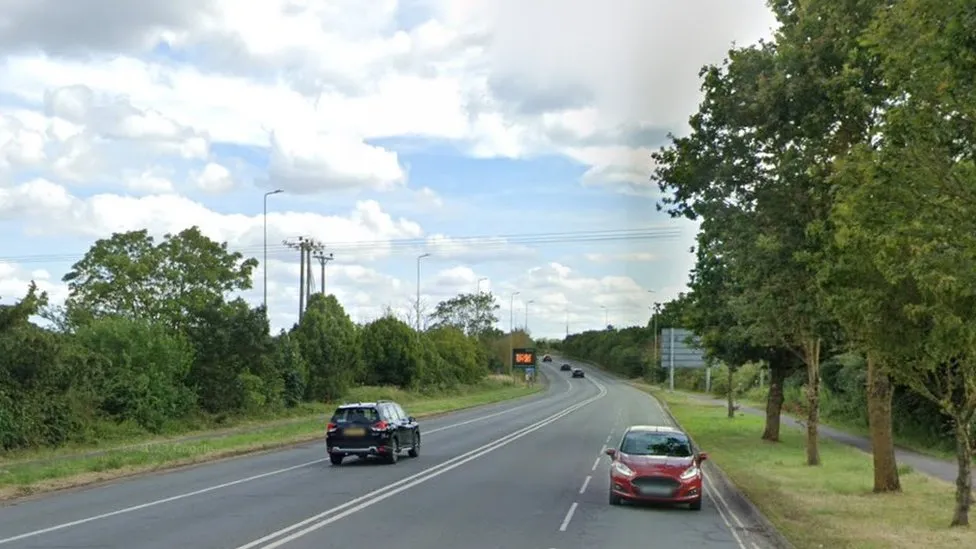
[
  {"left": 0, "top": 367, "right": 578, "bottom": 546},
  {"left": 703, "top": 471, "right": 747, "bottom": 528},
  {"left": 247, "top": 381, "right": 608, "bottom": 549},
  {"left": 704, "top": 483, "right": 750, "bottom": 549},
  {"left": 578, "top": 475, "right": 591, "bottom": 494},
  {"left": 558, "top": 502, "right": 578, "bottom": 532}
]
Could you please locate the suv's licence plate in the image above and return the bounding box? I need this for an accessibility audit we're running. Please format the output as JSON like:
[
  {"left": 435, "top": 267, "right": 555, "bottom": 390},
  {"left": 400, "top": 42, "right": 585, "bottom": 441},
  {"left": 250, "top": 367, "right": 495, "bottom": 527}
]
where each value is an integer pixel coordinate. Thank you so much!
[{"left": 345, "top": 428, "right": 366, "bottom": 436}]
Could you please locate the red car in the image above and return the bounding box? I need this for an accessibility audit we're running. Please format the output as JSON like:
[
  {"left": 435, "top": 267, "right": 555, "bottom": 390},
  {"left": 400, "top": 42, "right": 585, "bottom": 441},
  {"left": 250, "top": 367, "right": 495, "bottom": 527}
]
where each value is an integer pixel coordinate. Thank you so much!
[{"left": 605, "top": 425, "right": 708, "bottom": 510}]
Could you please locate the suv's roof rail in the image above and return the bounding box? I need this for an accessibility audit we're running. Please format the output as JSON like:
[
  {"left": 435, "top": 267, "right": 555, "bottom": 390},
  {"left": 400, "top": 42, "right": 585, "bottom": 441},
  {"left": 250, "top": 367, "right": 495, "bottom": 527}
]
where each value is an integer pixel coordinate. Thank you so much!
[{"left": 376, "top": 399, "right": 393, "bottom": 403}]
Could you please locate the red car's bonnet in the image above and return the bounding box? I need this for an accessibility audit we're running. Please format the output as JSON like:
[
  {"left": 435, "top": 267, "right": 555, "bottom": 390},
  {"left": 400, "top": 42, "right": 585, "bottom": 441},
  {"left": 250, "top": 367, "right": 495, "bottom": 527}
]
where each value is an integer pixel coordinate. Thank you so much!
[{"left": 620, "top": 454, "right": 694, "bottom": 476}]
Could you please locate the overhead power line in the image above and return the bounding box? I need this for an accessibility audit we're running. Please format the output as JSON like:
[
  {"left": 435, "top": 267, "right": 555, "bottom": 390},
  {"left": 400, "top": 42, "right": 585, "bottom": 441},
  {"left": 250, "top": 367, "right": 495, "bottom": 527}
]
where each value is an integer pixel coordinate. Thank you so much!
[{"left": 0, "top": 227, "right": 684, "bottom": 265}]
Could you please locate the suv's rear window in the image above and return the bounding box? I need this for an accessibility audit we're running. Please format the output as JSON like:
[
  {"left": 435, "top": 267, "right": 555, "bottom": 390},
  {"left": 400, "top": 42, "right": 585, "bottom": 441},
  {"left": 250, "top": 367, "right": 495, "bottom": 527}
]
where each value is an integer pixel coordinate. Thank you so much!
[{"left": 332, "top": 406, "right": 380, "bottom": 423}]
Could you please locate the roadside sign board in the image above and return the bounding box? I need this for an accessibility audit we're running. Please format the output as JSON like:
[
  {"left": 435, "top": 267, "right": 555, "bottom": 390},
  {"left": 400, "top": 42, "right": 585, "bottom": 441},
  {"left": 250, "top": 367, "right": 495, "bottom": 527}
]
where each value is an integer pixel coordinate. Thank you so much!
[
  {"left": 660, "top": 328, "right": 706, "bottom": 368},
  {"left": 512, "top": 347, "right": 536, "bottom": 369}
]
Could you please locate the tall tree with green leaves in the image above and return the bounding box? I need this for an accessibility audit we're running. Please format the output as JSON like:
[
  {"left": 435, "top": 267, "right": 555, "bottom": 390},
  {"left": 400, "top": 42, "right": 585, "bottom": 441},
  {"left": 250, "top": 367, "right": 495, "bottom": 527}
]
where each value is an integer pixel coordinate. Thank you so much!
[
  {"left": 62, "top": 227, "right": 257, "bottom": 331},
  {"left": 428, "top": 292, "right": 500, "bottom": 337},
  {"left": 295, "top": 293, "right": 359, "bottom": 402},
  {"left": 830, "top": 0, "right": 976, "bottom": 524}
]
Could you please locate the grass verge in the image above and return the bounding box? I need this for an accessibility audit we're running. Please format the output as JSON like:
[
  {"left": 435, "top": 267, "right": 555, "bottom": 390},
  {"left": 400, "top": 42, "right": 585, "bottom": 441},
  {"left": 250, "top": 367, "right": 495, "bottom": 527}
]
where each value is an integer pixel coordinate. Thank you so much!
[
  {"left": 0, "top": 376, "right": 541, "bottom": 500},
  {"left": 639, "top": 387, "right": 975, "bottom": 549}
]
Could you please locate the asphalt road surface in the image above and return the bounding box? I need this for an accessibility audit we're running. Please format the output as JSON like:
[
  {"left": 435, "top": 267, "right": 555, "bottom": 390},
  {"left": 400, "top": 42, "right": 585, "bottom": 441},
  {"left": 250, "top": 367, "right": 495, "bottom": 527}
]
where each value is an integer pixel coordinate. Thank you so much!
[{"left": 0, "top": 359, "right": 782, "bottom": 549}]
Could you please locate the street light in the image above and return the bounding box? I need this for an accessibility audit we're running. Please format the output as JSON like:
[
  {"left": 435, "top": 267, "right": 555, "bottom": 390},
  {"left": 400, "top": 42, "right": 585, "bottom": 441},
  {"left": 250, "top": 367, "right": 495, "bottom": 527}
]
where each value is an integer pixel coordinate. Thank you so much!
[
  {"left": 263, "top": 189, "right": 283, "bottom": 313},
  {"left": 524, "top": 299, "right": 535, "bottom": 332},
  {"left": 477, "top": 277, "right": 488, "bottom": 293},
  {"left": 509, "top": 291, "right": 520, "bottom": 372},
  {"left": 416, "top": 253, "right": 431, "bottom": 332}
]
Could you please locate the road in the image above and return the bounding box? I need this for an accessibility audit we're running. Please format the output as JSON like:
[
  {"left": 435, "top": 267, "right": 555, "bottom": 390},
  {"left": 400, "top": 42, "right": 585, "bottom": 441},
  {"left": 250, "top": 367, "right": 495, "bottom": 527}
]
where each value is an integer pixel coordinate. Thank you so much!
[{"left": 0, "top": 358, "right": 783, "bottom": 549}]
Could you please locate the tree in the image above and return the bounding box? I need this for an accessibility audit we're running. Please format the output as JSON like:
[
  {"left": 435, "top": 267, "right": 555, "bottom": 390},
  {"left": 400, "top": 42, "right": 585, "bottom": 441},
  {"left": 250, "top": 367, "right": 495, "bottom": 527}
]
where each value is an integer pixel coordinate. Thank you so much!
[
  {"left": 829, "top": 0, "right": 976, "bottom": 523},
  {"left": 428, "top": 292, "right": 500, "bottom": 337},
  {"left": 295, "top": 293, "right": 359, "bottom": 402},
  {"left": 360, "top": 315, "right": 423, "bottom": 388},
  {"left": 62, "top": 227, "right": 257, "bottom": 331},
  {"left": 184, "top": 297, "right": 272, "bottom": 413},
  {"left": 427, "top": 325, "right": 488, "bottom": 385},
  {"left": 73, "top": 316, "right": 195, "bottom": 432}
]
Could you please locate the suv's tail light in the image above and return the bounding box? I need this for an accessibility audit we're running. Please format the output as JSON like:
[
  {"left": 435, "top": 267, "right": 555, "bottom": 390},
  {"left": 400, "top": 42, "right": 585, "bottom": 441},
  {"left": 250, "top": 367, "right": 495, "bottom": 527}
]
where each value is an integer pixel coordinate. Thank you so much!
[
  {"left": 326, "top": 422, "right": 336, "bottom": 432},
  {"left": 371, "top": 420, "right": 389, "bottom": 431}
]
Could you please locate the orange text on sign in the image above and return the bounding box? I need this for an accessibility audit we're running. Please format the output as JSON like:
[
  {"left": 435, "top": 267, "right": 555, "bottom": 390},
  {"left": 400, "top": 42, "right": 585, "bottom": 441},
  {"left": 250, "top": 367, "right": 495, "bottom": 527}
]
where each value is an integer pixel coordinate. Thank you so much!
[{"left": 514, "top": 353, "right": 534, "bottom": 364}]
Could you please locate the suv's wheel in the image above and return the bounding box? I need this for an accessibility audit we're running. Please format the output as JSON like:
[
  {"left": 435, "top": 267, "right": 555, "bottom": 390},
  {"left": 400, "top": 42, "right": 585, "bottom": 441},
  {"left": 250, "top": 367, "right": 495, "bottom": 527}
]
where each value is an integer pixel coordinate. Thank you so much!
[
  {"left": 386, "top": 439, "right": 399, "bottom": 464},
  {"left": 408, "top": 433, "right": 420, "bottom": 458},
  {"left": 330, "top": 454, "right": 343, "bottom": 466}
]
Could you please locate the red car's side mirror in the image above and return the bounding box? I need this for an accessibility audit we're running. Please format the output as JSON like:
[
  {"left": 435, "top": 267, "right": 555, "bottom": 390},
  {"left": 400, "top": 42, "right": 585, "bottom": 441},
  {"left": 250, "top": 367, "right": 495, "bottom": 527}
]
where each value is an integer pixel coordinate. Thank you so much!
[
  {"left": 604, "top": 448, "right": 617, "bottom": 459},
  {"left": 698, "top": 452, "right": 708, "bottom": 462}
]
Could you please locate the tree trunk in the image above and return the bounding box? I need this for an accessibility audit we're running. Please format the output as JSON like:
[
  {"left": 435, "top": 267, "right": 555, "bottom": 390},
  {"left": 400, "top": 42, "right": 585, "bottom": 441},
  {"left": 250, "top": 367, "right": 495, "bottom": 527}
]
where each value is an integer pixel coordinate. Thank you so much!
[
  {"left": 804, "top": 338, "right": 821, "bottom": 466},
  {"left": 949, "top": 417, "right": 973, "bottom": 527},
  {"left": 761, "top": 361, "right": 787, "bottom": 442},
  {"left": 727, "top": 365, "right": 735, "bottom": 419},
  {"left": 865, "top": 351, "right": 901, "bottom": 492}
]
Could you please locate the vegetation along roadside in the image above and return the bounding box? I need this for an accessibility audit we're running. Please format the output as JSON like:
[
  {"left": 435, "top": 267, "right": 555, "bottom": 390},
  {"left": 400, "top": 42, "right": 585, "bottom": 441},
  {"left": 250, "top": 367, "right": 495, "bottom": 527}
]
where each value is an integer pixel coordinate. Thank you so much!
[
  {"left": 645, "top": 388, "right": 976, "bottom": 549},
  {"left": 1, "top": 227, "right": 541, "bottom": 500},
  {"left": 0, "top": 376, "right": 541, "bottom": 500}
]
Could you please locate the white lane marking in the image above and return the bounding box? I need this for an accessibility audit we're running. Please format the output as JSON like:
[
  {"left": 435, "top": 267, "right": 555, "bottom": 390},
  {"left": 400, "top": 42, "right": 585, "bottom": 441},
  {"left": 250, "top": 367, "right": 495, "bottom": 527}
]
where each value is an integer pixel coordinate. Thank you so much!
[
  {"left": 0, "top": 459, "right": 328, "bottom": 546},
  {"left": 704, "top": 481, "right": 757, "bottom": 549},
  {"left": 578, "top": 475, "right": 591, "bottom": 494},
  {"left": 591, "top": 457, "right": 600, "bottom": 471},
  {"left": 236, "top": 379, "right": 608, "bottom": 549},
  {"left": 600, "top": 444, "right": 606, "bottom": 453},
  {"left": 703, "top": 470, "right": 760, "bottom": 548},
  {"left": 605, "top": 435, "right": 611, "bottom": 443},
  {"left": 558, "top": 502, "right": 578, "bottom": 532},
  {"left": 0, "top": 366, "right": 578, "bottom": 547}
]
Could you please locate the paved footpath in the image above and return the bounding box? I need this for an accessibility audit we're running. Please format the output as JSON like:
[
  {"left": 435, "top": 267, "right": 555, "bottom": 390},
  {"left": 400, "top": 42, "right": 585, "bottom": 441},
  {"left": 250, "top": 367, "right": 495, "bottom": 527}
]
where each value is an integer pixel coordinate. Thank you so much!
[{"left": 676, "top": 390, "right": 968, "bottom": 487}]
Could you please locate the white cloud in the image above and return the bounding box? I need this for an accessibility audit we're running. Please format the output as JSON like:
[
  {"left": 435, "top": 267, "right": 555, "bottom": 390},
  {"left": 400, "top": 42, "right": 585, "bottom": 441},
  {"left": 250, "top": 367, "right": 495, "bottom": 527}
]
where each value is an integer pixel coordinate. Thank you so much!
[
  {"left": 0, "top": 0, "right": 777, "bottom": 336},
  {"left": 192, "top": 162, "right": 234, "bottom": 193},
  {"left": 0, "top": 179, "right": 423, "bottom": 261}
]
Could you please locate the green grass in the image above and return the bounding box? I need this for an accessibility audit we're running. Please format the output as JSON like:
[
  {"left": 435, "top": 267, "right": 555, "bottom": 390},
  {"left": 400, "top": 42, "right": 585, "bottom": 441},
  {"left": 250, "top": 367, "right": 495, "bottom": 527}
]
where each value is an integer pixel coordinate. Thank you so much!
[
  {"left": 639, "top": 386, "right": 976, "bottom": 549},
  {"left": 0, "top": 376, "right": 541, "bottom": 499}
]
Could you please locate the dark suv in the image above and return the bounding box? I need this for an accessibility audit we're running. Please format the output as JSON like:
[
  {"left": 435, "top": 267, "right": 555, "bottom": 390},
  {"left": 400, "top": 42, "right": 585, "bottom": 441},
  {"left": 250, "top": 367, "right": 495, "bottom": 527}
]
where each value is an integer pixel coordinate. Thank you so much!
[{"left": 326, "top": 400, "right": 420, "bottom": 465}]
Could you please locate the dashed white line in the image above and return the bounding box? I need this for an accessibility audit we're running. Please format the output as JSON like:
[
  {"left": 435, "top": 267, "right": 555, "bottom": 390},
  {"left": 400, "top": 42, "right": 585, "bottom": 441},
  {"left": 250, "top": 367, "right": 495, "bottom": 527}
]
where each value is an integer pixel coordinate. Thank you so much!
[
  {"left": 600, "top": 444, "right": 606, "bottom": 453},
  {"left": 578, "top": 475, "right": 591, "bottom": 494},
  {"left": 605, "top": 435, "right": 611, "bottom": 443},
  {"left": 558, "top": 502, "right": 579, "bottom": 532},
  {"left": 591, "top": 457, "right": 600, "bottom": 471}
]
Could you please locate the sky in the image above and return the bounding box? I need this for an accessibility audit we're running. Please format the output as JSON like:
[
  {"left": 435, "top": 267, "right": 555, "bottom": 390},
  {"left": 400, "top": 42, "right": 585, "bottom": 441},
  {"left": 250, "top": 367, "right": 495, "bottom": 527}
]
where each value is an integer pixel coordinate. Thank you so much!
[{"left": 0, "top": 0, "right": 778, "bottom": 339}]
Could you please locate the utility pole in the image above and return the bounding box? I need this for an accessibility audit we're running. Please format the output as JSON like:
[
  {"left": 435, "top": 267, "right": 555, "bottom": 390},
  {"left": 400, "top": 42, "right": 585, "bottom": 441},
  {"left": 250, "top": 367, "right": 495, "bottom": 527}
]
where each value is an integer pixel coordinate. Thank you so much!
[
  {"left": 262, "top": 189, "right": 283, "bottom": 313},
  {"left": 416, "top": 253, "right": 430, "bottom": 332},
  {"left": 313, "top": 252, "right": 334, "bottom": 294},
  {"left": 283, "top": 236, "right": 324, "bottom": 322}
]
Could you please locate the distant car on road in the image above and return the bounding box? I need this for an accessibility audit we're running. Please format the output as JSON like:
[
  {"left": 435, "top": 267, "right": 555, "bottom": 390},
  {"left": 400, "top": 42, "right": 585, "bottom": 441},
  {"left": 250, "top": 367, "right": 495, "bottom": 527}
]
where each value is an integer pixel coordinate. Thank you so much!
[
  {"left": 605, "top": 425, "right": 708, "bottom": 510},
  {"left": 326, "top": 400, "right": 420, "bottom": 465},
  {"left": 542, "top": 354, "right": 552, "bottom": 362},
  {"left": 571, "top": 368, "right": 585, "bottom": 378},
  {"left": 560, "top": 363, "right": 572, "bottom": 371}
]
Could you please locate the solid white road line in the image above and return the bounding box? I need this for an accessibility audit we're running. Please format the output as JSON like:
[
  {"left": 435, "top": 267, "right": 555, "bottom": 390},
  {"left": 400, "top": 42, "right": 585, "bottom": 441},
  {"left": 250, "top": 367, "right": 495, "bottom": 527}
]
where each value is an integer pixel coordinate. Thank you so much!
[
  {"left": 578, "top": 475, "right": 591, "bottom": 494},
  {"left": 558, "top": 502, "right": 578, "bottom": 532},
  {"left": 0, "top": 459, "right": 329, "bottom": 546},
  {"left": 234, "top": 379, "right": 608, "bottom": 549},
  {"left": 0, "top": 367, "right": 579, "bottom": 547},
  {"left": 591, "top": 457, "right": 600, "bottom": 471}
]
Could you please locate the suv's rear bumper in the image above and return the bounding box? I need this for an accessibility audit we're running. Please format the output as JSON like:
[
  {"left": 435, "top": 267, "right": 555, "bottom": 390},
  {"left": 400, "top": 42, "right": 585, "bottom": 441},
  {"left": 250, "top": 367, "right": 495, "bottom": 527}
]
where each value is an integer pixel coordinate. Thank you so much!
[{"left": 327, "top": 434, "right": 394, "bottom": 456}]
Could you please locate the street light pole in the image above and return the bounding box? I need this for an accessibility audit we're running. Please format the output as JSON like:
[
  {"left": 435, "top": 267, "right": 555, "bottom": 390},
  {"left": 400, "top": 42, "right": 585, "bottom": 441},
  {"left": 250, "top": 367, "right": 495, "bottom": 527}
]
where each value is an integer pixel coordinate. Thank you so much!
[
  {"left": 509, "top": 291, "right": 520, "bottom": 372},
  {"left": 524, "top": 299, "right": 534, "bottom": 332},
  {"left": 477, "top": 277, "right": 488, "bottom": 293},
  {"left": 262, "top": 189, "right": 283, "bottom": 313},
  {"left": 601, "top": 305, "right": 608, "bottom": 327},
  {"left": 416, "top": 253, "right": 430, "bottom": 332}
]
